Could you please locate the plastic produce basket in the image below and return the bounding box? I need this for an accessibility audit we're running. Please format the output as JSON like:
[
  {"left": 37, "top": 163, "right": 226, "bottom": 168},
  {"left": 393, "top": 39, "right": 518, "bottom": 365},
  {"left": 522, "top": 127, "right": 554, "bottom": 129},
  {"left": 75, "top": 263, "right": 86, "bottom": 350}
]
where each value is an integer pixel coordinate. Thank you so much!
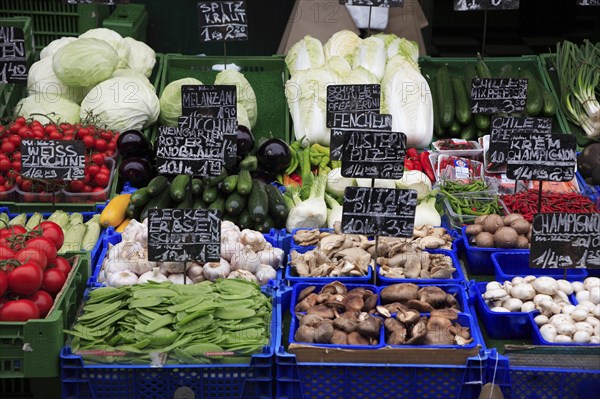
[
  {"left": 159, "top": 54, "right": 291, "bottom": 143},
  {"left": 377, "top": 249, "right": 466, "bottom": 285},
  {"left": 462, "top": 226, "right": 530, "bottom": 275},
  {"left": 492, "top": 252, "right": 589, "bottom": 282},
  {"left": 59, "top": 287, "right": 277, "bottom": 399},
  {"left": 276, "top": 285, "right": 489, "bottom": 399},
  {"left": 528, "top": 311, "right": 599, "bottom": 347},
  {"left": 0, "top": 0, "right": 110, "bottom": 51},
  {"left": 443, "top": 194, "right": 510, "bottom": 234},
  {"left": 0, "top": 252, "right": 90, "bottom": 378},
  {"left": 0, "top": 16, "right": 33, "bottom": 119},
  {"left": 102, "top": 3, "right": 148, "bottom": 42}
]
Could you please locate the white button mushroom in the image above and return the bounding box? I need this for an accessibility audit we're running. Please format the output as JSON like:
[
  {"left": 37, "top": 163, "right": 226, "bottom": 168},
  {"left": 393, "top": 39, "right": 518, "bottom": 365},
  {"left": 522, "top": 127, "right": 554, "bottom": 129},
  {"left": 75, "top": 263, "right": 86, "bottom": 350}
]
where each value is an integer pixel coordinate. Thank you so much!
[
  {"left": 511, "top": 276, "right": 525, "bottom": 286},
  {"left": 556, "top": 322, "right": 577, "bottom": 336},
  {"left": 539, "top": 324, "right": 557, "bottom": 342},
  {"left": 589, "top": 287, "right": 600, "bottom": 305},
  {"left": 554, "top": 334, "right": 573, "bottom": 343},
  {"left": 573, "top": 330, "right": 591, "bottom": 343},
  {"left": 533, "top": 276, "right": 559, "bottom": 295},
  {"left": 523, "top": 275, "right": 537, "bottom": 283},
  {"left": 562, "top": 304, "right": 576, "bottom": 316},
  {"left": 486, "top": 281, "right": 503, "bottom": 291},
  {"left": 576, "top": 290, "right": 591, "bottom": 304},
  {"left": 583, "top": 277, "right": 600, "bottom": 292},
  {"left": 520, "top": 301, "right": 536, "bottom": 312},
  {"left": 490, "top": 307, "right": 510, "bottom": 313},
  {"left": 585, "top": 316, "right": 600, "bottom": 328},
  {"left": 511, "top": 283, "right": 536, "bottom": 301},
  {"left": 533, "top": 294, "right": 554, "bottom": 305},
  {"left": 570, "top": 308, "right": 589, "bottom": 322},
  {"left": 483, "top": 288, "right": 509, "bottom": 301},
  {"left": 556, "top": 279, "right": 574, "bottom": 295},
  {"left": 590, "top": 336, "right": 600, "bottom": 344},
  {"left": 534, "top": 314, "right": 549, "bottom": 327},
  {"left": 572, "top": 281, "right": 584, "bottom": 293},
  {"left": 575, "top": 322, "right": 594, "bottom": 336},
  {"left": 501, "top": 298, "right": 523, "bottom": 312}
]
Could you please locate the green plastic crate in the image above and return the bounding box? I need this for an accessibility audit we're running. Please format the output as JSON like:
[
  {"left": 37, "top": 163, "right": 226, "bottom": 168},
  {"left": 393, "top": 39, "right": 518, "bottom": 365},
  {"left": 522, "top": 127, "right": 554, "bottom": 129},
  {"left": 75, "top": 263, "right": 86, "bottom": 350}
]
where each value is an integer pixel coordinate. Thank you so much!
[
  {"left": 419, "top": 55, "right": 567, "bottom": 136},
  {"left": 0, "top": 16, "right": 33, "bottom": 119},
  {"left": 102, "top": 3, "right": 148, "bottom": 42},
  {"left": 159, "top": 54, "right": 291, "bottom": 144},
  {"left": 538, "top": 53, "right": 597, "bottom": 148},
  {"left": 0, "top": 252, "right": 90, "bottom": 379},
  {"left": 0, "top": 0, "right": 110, "bottom": 51}
]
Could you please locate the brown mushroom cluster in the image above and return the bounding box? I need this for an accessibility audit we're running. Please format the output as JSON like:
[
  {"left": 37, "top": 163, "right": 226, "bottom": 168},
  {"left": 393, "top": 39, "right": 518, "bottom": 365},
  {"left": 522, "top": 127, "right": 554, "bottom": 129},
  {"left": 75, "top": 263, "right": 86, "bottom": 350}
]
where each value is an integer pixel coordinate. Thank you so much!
[
  {"left": 379, "top": 250, "right": 456, "bottom": 280},
  {"left": 465, "top": 213, "right": 531, "bottom": 249},
  {"left": 378, "top": 283, "right": 462, "bottom": 312},
  {"left": 293, "top": 282, "right": 381, "bottom": 346}
]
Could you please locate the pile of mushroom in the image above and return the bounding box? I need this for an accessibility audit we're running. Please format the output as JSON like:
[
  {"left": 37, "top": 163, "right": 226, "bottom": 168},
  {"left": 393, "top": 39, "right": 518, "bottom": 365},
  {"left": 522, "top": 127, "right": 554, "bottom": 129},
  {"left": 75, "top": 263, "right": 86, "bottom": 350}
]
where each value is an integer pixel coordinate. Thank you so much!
[
  {"left": 294, "top": 282, "right": 381, "bottom": 345},
  {"left": 465, "top": 213, "right": 531, "bottom": 249},
  {"left": 375, "top": 283, "right": 471, "bottom": 346},
  {"left": 378, "top": 249, "right": 456, "bottom": 280},
  {"left": 482, "top": 276, "right": 600, "bottom": 344}
]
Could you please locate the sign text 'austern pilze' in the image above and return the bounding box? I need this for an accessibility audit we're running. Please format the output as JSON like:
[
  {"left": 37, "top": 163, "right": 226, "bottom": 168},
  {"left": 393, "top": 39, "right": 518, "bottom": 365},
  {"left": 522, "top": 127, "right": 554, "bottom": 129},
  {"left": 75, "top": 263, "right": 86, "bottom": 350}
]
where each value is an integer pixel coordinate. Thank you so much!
[
  {"left": 470, "top": 78, "right": 527, "bottom": 114},
  {"left": 0, "top": 26, "right": 27, "bottom": 84},
  {"left": 341, "top": 130, "right": 406, "bottom": 179},
  {"left": 486, "top": 116, "right": 552, "bottom": 171},
  {"left": 198, "top": 1, "right": 248, "bottom": 42},
  {"left": 21, "top": 140, "right": 85, "bottom": 181},
  {"left": 454, "top": 0, "right": 520, "bottom": 11},
  {"left": 329, "top": 112, "right": 392, "bottom": 161},
  {"left": 339, "top": 0, "right": 404, "bottom": 7},
  {"left": 530, "top": 213, "right": 600, "bottom": 269},
  {"left": 506, "top": 133, "right": 576, "bottom": 182},
  {"left": 342, "top": 187, "right": 417, "bottom": 237},
  {"left": 147, "top": 209, "right": 221, "bottom": 263},
  {"left": 326, "top": 84, "right": 381, "bottom": 128}
]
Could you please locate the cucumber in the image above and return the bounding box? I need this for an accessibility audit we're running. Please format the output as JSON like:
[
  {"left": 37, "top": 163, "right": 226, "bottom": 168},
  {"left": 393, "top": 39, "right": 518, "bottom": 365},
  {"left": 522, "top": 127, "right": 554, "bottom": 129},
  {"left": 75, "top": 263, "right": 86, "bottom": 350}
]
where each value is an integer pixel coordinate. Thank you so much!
[
  {"left": 126, "top": 202, "right": 142, "bottom": 220},
  {"left": 237, "top": 209, "right": 254, "bottom": 230},
  {"left": 254, "top": 215, "right": 275, "bottom": 233},
  {"left": 436, "top": 66, "right": 454, "bottom": 128},
  {"left": 475, "top": 54, "right": 492, "bottom": 78},
  {"left": 147, "top": 176, "right": 169, "bottom": 196},
  {"left": 460, "top": 121, "right": 477, "bottom": 141},
  {"left": 141, "top": 189, "right": 172, "bottom": 220},
  {"left": 170, "top": 175, "right": 190, "bottom": 202},
  {"left": 239, "top": 155, "right": 258, "bottom": 171},
  {"left": 193, "top": 197, "right": 208, "bottom": 210},
  {"left": 452, "top": 76, "right": 472, "bottom": 125},
  {"left": 222, "top": 213, "right": 238, "bottom": 224},
  {"left": 475, "top": 114, "right": 490, "bottom": 130},
  {"left": 264, "top": 184, "right": 289, "bottom": 219},
  {"left": 225, "top": 192, "right": 246, "bottom": 216},
  {"left": 519, "top": 68, "right": 543, "bottom": 116},
  {"left": 542, "top": 90, "right": 557, "bottom": 117},
  {"left": 202, "top": 186, "right": 219, "bottom": 203},
  {"left": 248, "top": 180, "right": 269, "bottom": 223},
  {"left": 477, "top": 129, "right": 488, "bottom": 138},
  {"left": 428, "top": 75, "right": 445, "bottom": 138},
  {"left": 449, "top": 119, "right": 461, "bottom": 136},
  {"left": 204, "top": 168, "right": 227, "bottom": 187},
  {"left": 222, "top": 175, "right": 239, "bottom": 194},
  {"left": 208, "top": 196, "right": 226, "bottom": 217},
  {"left": 130, "top": 187, "right": 152, "bottom": 207},
  {"left": 191, "top": 179, "right": 203, "bottom": 197},
  {"left": 177, "top": 189, "right": 193, "bottom": 209},
  {"left": 237, "top": 169, "right": 253, "bottom": 195},
  {"left": 498, "top": 64, "right": 515, "bottom": 78}
]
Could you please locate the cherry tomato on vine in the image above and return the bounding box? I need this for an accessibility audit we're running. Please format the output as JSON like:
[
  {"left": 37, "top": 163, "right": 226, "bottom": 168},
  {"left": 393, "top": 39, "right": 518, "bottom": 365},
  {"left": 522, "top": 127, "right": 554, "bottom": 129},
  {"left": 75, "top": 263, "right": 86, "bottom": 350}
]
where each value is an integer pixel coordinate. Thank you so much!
[
  {"left": 26, "top": 237, "right": 57, "bottom": 262},
  {"left": 37, "top": 221, "right": 64, "bottom": 250},
  {"left": 0, "top": 271, "right": 8, "bottom": 297},
  {"left": 16, "top": 248, "right": 47, "bottom": 271}
]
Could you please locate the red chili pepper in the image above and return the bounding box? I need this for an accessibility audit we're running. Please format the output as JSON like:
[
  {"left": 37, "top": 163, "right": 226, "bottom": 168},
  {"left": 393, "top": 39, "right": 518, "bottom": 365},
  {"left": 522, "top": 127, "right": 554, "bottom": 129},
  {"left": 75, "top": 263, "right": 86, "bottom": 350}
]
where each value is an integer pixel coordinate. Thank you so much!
[
  {"left": 420, "top": 150, "right": 436, "bottom": 184},
  {"left": 406, "top": 148, "right": 419, "bottom": 160},
  {"left": 284, "top": 173, "right": 302, "bottom": 186}
]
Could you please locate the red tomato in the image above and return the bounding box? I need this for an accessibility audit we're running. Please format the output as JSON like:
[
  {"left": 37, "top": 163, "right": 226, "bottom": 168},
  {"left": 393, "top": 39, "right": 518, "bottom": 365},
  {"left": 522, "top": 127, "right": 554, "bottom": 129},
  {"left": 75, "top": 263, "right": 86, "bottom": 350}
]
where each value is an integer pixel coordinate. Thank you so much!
[
  {"left": 68, "top": 180, "right": 85, "bottom": 192},
  {"left": 82, "top": 135, "right": 95, "bottom": 149},
  {"left": 8, "top": 262, "right": 43, "bottom": 296},
  {"left": 0, "top": 271, "right": 7, "bottom": 297},
  {"left": 83, "top": 185, "right": 93, "bottom": 193},
  {"left": 0, "top": 245, "right": 15, "bottom": 261},
  {"left": 8, "top": 135, "right": 20, "bottom": 146},
  {"left": 49, "top": 256, "right": 71, "bottom": 275},
  {"left": 38, "top": 221, "right": 64, "bottom": 250},
  {"left": 91, "top": 153, "right": 105, "bottom": 166},
  {"left": 16, "top": 248, "right": 47, "bottom": 270},
  {"left": 87, "top": 165, "right": 99, "bottom": 176},
  {"left": 0, "top": 159, "right": 11, "bottom": 172},
  {"left": 41, "top": 269, "right": 66, "bottom": 296},
  {"left": 1, "top": 141, "right": 15, "bottom": 153},
  {"left": 63, "top": 134, "right": 74, "bottom": 141},
  {"left": 26, "top": 237, "right": 57, "bottom": 262},
  {"left": 28, "top": 290, "right": 53, "bottom": 317},
  {"left": 94, "top": 139, "right": 107, "bottom": 152},
  {"left": 20, "top": 179, "right": 33, "bottom": 192},
  {"left": 94, "top": 172, "right": 110, "bottom": 188},
  {"left": 49, "top": 131, "right": 62, "bottom": 140},
  {"left": 76, "top": 128, "right": 90, "bottom": 139},
  {"left": 0, "top": 299, "right": 40, "bottom": 321}
]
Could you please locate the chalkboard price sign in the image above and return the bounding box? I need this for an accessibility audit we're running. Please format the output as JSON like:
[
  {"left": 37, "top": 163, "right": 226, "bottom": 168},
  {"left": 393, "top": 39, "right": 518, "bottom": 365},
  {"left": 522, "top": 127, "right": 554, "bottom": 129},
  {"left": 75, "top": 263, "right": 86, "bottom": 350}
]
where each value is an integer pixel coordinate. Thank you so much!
[
  {"left": 454, "top": 0, "right": 520, "bottom": 11},
  {"left": 0, "top": 26, "right": 28, "bottom": 84},
  {"left": 530, "top": 213, "right": 600, "bottom": 269},
  {"left": 330, "top": 111, "right": 392, "bottom": 130},
  {"left": 341, "top": 130, "right": 406, "bottom": 179},
  {"left": 339, "top": 0, "right": 404, "bottom": 6},
  {"left": 156, "top": 123, "right": 224, "bottom": 177},
  {"left": 21, "top": 140, "right": 85, "bottom": 181},
  {"left": 198, "top": 1, "right": 248, "bottom": 42},
  {"left": 577, "top": 0, "right": 600, "bottom": 6},
  {"left": 486, "top": 116, "right": 553, "bottom": 172},
  {"left": 178, "top": 114, "right": 237, "bottom": 167},
  {"left": 330, "top": 113, "right": 392, "bottom": 161},
  {"left": 342, "top": 187, "right": 417, "bottom": 237},
  {"left": 470, "top": 78, "right": 527, "bottom": 114},
  {"left": 148, "top": 209, "right": 221, "bottom": 263},
  {"left": 326, "top": 84, "right": 381, "bottom": 128},
  {"left": 506, "top": 133, "right": 576, "bottom": 182}
]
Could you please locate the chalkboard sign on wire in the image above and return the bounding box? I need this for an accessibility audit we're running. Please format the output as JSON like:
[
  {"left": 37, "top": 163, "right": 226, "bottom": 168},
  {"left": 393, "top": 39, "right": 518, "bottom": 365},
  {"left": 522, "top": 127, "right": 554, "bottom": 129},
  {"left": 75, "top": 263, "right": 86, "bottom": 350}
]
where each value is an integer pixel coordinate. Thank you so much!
[
  {"left": 326, "top": 84, "right": 381, "bottom": 128},
  {"left": 341, "top": 130, "right": 406, "bottom": 179},
  {"left": 330, "top": 111, "right": 392, "bottom": 130},
  {"left": 454, "top": 0, "right": 520, "bottom": 11},
  {"left": 197, "top": 1, "right": 248, "bottom": 42},
  {"left": 342, "top": 187, "right": 417, "bottom": 237},
  {"left": 21, "top": 140, "right": 85, "bottom": 181},
  {"left": 339, "top": 0, "right": 404, "bottom": 7},
  {"left": 0, "top": 26, "right": 28, "bottom": 84},
  {"left": 148, "top": 209, "right": 221, "bottom": 263},
  {"left": 470, "top": 78, "right": 527, "bottom": 114},
  {"left": 577, "top": 0, "right": 600, "bottom": 6},
  {"left": 530, "top": 213, "right": 600, "bottom": 269}
]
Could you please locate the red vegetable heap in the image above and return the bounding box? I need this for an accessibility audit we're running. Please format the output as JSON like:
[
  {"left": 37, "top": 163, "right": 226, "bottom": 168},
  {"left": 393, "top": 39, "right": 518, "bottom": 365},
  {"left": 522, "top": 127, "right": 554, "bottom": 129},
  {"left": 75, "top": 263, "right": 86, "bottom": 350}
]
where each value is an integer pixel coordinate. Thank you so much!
[{"left": 502, "top": 190, "right": 599, "bottom": 222}]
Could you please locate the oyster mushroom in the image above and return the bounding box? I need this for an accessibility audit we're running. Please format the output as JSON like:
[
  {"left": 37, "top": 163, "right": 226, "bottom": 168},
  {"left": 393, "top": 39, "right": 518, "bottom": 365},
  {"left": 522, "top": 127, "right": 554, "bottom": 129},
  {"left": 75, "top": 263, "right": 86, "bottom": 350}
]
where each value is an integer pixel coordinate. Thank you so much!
[
  {"left": 430, "top": 308, "right": 459, "bottom": 320},
  {"left": 318, "top": 234, "right": 347, "bottom": 257},
  {"left": 295, "top": 293, "right": 318, "bottom": 312},
  {"left": 356, "top": 314, "right": 382, "bottom": 339},
  {"left": 306, "top": 304, "right": 336, "bottom": 319},
  {"left": 293, "top": 229, "right": 320, "bottom": 246},
  {"left": 406, "top": 299, "right": 434, "bottom": 313},
  {"left": 405, "top": 318, "right": 427, "bottom": 344},
  {"left": 396, "top": 308, "right": 421, "bottom": 324},
  {"left": 418, "top": 286, "right": 449, "bottom": 308},
  {"left": 320, "top": 281, "right": 348, "bottom": 296},
  {"left": 298, "top": 285, "right": 316, "bottom": 302},
  {"left": 381, "top": 283, "right": 420, "bottom": 303}
]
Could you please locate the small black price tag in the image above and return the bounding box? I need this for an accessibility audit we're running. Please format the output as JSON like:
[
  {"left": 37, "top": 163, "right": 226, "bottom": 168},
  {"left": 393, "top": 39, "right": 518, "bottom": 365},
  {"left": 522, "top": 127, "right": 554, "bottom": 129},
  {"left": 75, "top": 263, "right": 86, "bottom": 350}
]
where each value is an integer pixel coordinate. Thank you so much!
[
  {"left": 148, "top": 209, "right": 221, "bottom": 263},
  {"left": 530, "top": 213, "right": 600, "bottom": 269},
  {"left": 454, "top": 0, "right": 520, "bottom": 11},
  {"left": 341, "top": 130, "right": 406, "bottom": 179},
  {"left": 198, "top": 1, "right": 248, "bottom": 42},
  {"left": 326, "top": 84, "right": 381, "bottom": 128},
  {"left": 577, "top": 0, "right": 600, "bottom": 6},
  {"left": 0, "top": 26, "right": 28, "bottom": 84},
  {"left": 486, "top": 116, "right": 552, "bottom": 172},
  {"left": 330, "top": 112, "right": 392, "bottom": 161},
  {"left": 339, "top": 0, "right": 404, "bottom": 6},
  {"left": 470, "top": 78, "right": 527, "bottom": 114},
  {"left": 342, "top": 187, "right": 417, "bottom": 237},
  {"left": 506, "top": 133, "right": 576, "bottom": 182},
  {"left": 21, "top": 140, "right": 85, "bottom": 181}
]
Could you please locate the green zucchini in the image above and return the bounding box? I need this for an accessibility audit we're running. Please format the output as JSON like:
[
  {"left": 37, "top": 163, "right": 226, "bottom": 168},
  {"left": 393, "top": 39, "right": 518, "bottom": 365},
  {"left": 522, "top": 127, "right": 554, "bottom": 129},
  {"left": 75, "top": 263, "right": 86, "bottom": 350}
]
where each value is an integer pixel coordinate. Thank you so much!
[
  {"left": 475, "top": 54, "right": 492, "bottom": 78},
  {"left": 449, "top": 119, "right": 462, "bottom": 136},
  {"left": 428, "top": 75, "right": 445, "bottom": 138},
  {"left": 237, "top": 209, "right": 254, "bottom": 230},
  {"left": 147, "top": 176, "right": 169, "bottom": 196},
  {"left": 222, "top": 213, "right": 238, "bottom": 224},
  {"left": 542, "top": 90, "right": 557, "bottom": 117},
  {"left": 225, "top": 192, "right": 246, "bottom": 216},
  {"left": 520, "top": 68, "right": 543, "bottom": 116},
  {"left": 237, "top": 170, "right": 253, "bottom": 195},
  {"left": 452, "top": 76, "right": 472, "bottom": 125},
  {"left": 170, "top": 175, "right": 190, "bottom": 202},
  {"left": 130, "top": 187, "right": 152, "bottom": 207},
  {"left": 248, "top": 180, "right": 269, "bottom": 223},
  {"left": 222, "top": 175, "right": 239, "bottom": 194},
  {"left": 193, "top": 197, "right": 208, "bottom": 210},
  {"left": 191, "top": 179, "right": 203, "bottom": 197},
  {"left": 460, "top": 121, "right": 477, "bottom": 141},
  {"left": 177, "top": 189, "right": 193, "bottom": 209},
  {"left": 436, "top": 66, "right": 454, "bottom": 128},
  {"left": 264, "top": 184, "right": 289, "bottom": 219},
  {"left": 202, "top": 186, "right": 219, "bottom": 203},
  {"left": 204, "top": 168, "right": 228, "bottom": 187},
  {"left": 254, "top": 215, "right": 275, "bottom": 233},
  {"left": 141, "top": 189, "right": 172, "bottom": 220},
  {"left": 126, "top": 202, "right": 142, "bottom": 220},
  {"left": 208, "top": 196, "right": 226, "bottom": 217}
]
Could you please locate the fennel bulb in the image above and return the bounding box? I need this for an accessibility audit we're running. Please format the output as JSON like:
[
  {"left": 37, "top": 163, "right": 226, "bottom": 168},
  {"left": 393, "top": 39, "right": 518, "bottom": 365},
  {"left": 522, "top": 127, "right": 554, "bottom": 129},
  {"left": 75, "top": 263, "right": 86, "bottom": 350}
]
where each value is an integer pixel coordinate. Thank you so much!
[
  {"left": 286, "top": 173, "right": 328, "bottom": 232},
  {"left": 414, "top": 197, "right": 441, "bottom": 227}
]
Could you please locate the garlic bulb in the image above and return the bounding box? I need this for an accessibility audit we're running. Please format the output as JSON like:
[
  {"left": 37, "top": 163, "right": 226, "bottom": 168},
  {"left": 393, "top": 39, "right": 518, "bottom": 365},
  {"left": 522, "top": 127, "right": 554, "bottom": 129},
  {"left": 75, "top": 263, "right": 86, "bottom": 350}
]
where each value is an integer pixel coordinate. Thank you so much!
[
  {"left": 167, "top": 273, "right": 192, "bottom": 285},
  {"left": 187, "top": 262, "right": 206, "bottom": 283},
  {"left": 227, "top": 269, "right": 257, "bottom": 283},
  {"left": 255, "top": 264, "right": 277, "bottom": 285},
  {"left": 240, "top": 229, "right": 266, "bottom": 252},
  {"left": 230, "top": 245, "right": 261, "bottom": 273},
  {"left": 138, "top": 267, "right": 168, "bottom": 284},
  {"left": 203, "top": 258, "right": 231, "bottom": 281},
  {"left": 107, "top": 270, "right": 139, "bottom": 287}
]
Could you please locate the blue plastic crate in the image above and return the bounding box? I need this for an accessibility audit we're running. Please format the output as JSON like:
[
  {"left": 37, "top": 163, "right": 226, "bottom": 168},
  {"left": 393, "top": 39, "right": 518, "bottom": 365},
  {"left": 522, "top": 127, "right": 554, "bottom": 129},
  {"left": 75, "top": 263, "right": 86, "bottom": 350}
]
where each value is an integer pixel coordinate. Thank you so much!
[
  {"left": 528, "top": 311, "right": 600, "bottom": 347},
  {"left": 289, "top": 227, "right": 333, "bottom": 253},
  {"left": 492, "top": 252, "right": 589, "bottom": 282},
  {"left": 377, "top": 249, "right": 466, "bottom": 285},
  {"left": 462, "top": 226, "right": 529, "bottom": 275},
  {"left": 289, "top": 282, "right": 380, "bottom": 315},
  {"left": 576, "top": 171, "right": 600, "bottom": 208},
  {"left": 276, "top": 285, "right": 490, "bottom": 399},
  {"left": 381, "top": 283, "right": 471, "bottom": 314},
  {"left": 60, "top": 287, "right": 277, "bottom": 399},
  {"left": 285, "top": 248, "right": 374, "bottom": 285}
]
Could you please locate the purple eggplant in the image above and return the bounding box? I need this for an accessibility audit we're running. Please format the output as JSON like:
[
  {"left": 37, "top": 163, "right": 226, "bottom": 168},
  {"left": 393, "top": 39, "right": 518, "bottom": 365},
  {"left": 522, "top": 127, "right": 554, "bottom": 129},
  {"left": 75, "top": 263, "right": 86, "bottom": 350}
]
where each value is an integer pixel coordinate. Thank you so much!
[
  {"left": 119, "top": 157, "right": 153, "bottom": 187},
  {"left": 117, "top": 130, "right": 153, "bottom": 158},
  {"left": 257, "top": 138, "right": 292, "bottom": 174},
  {"left": 237, "top": 125, "right": 255, "bottom": 157}
]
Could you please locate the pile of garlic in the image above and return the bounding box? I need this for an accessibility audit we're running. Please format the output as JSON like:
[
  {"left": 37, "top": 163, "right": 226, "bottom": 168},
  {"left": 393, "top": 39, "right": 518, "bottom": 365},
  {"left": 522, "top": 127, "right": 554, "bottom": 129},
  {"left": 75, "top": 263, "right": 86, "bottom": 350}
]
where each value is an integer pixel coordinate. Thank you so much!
[
  {"left": 482, "top": 276, "right": 599, "bottom": 344},
  {"left": 98, "top": 220, "right": 284, "bottom": 287}
]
